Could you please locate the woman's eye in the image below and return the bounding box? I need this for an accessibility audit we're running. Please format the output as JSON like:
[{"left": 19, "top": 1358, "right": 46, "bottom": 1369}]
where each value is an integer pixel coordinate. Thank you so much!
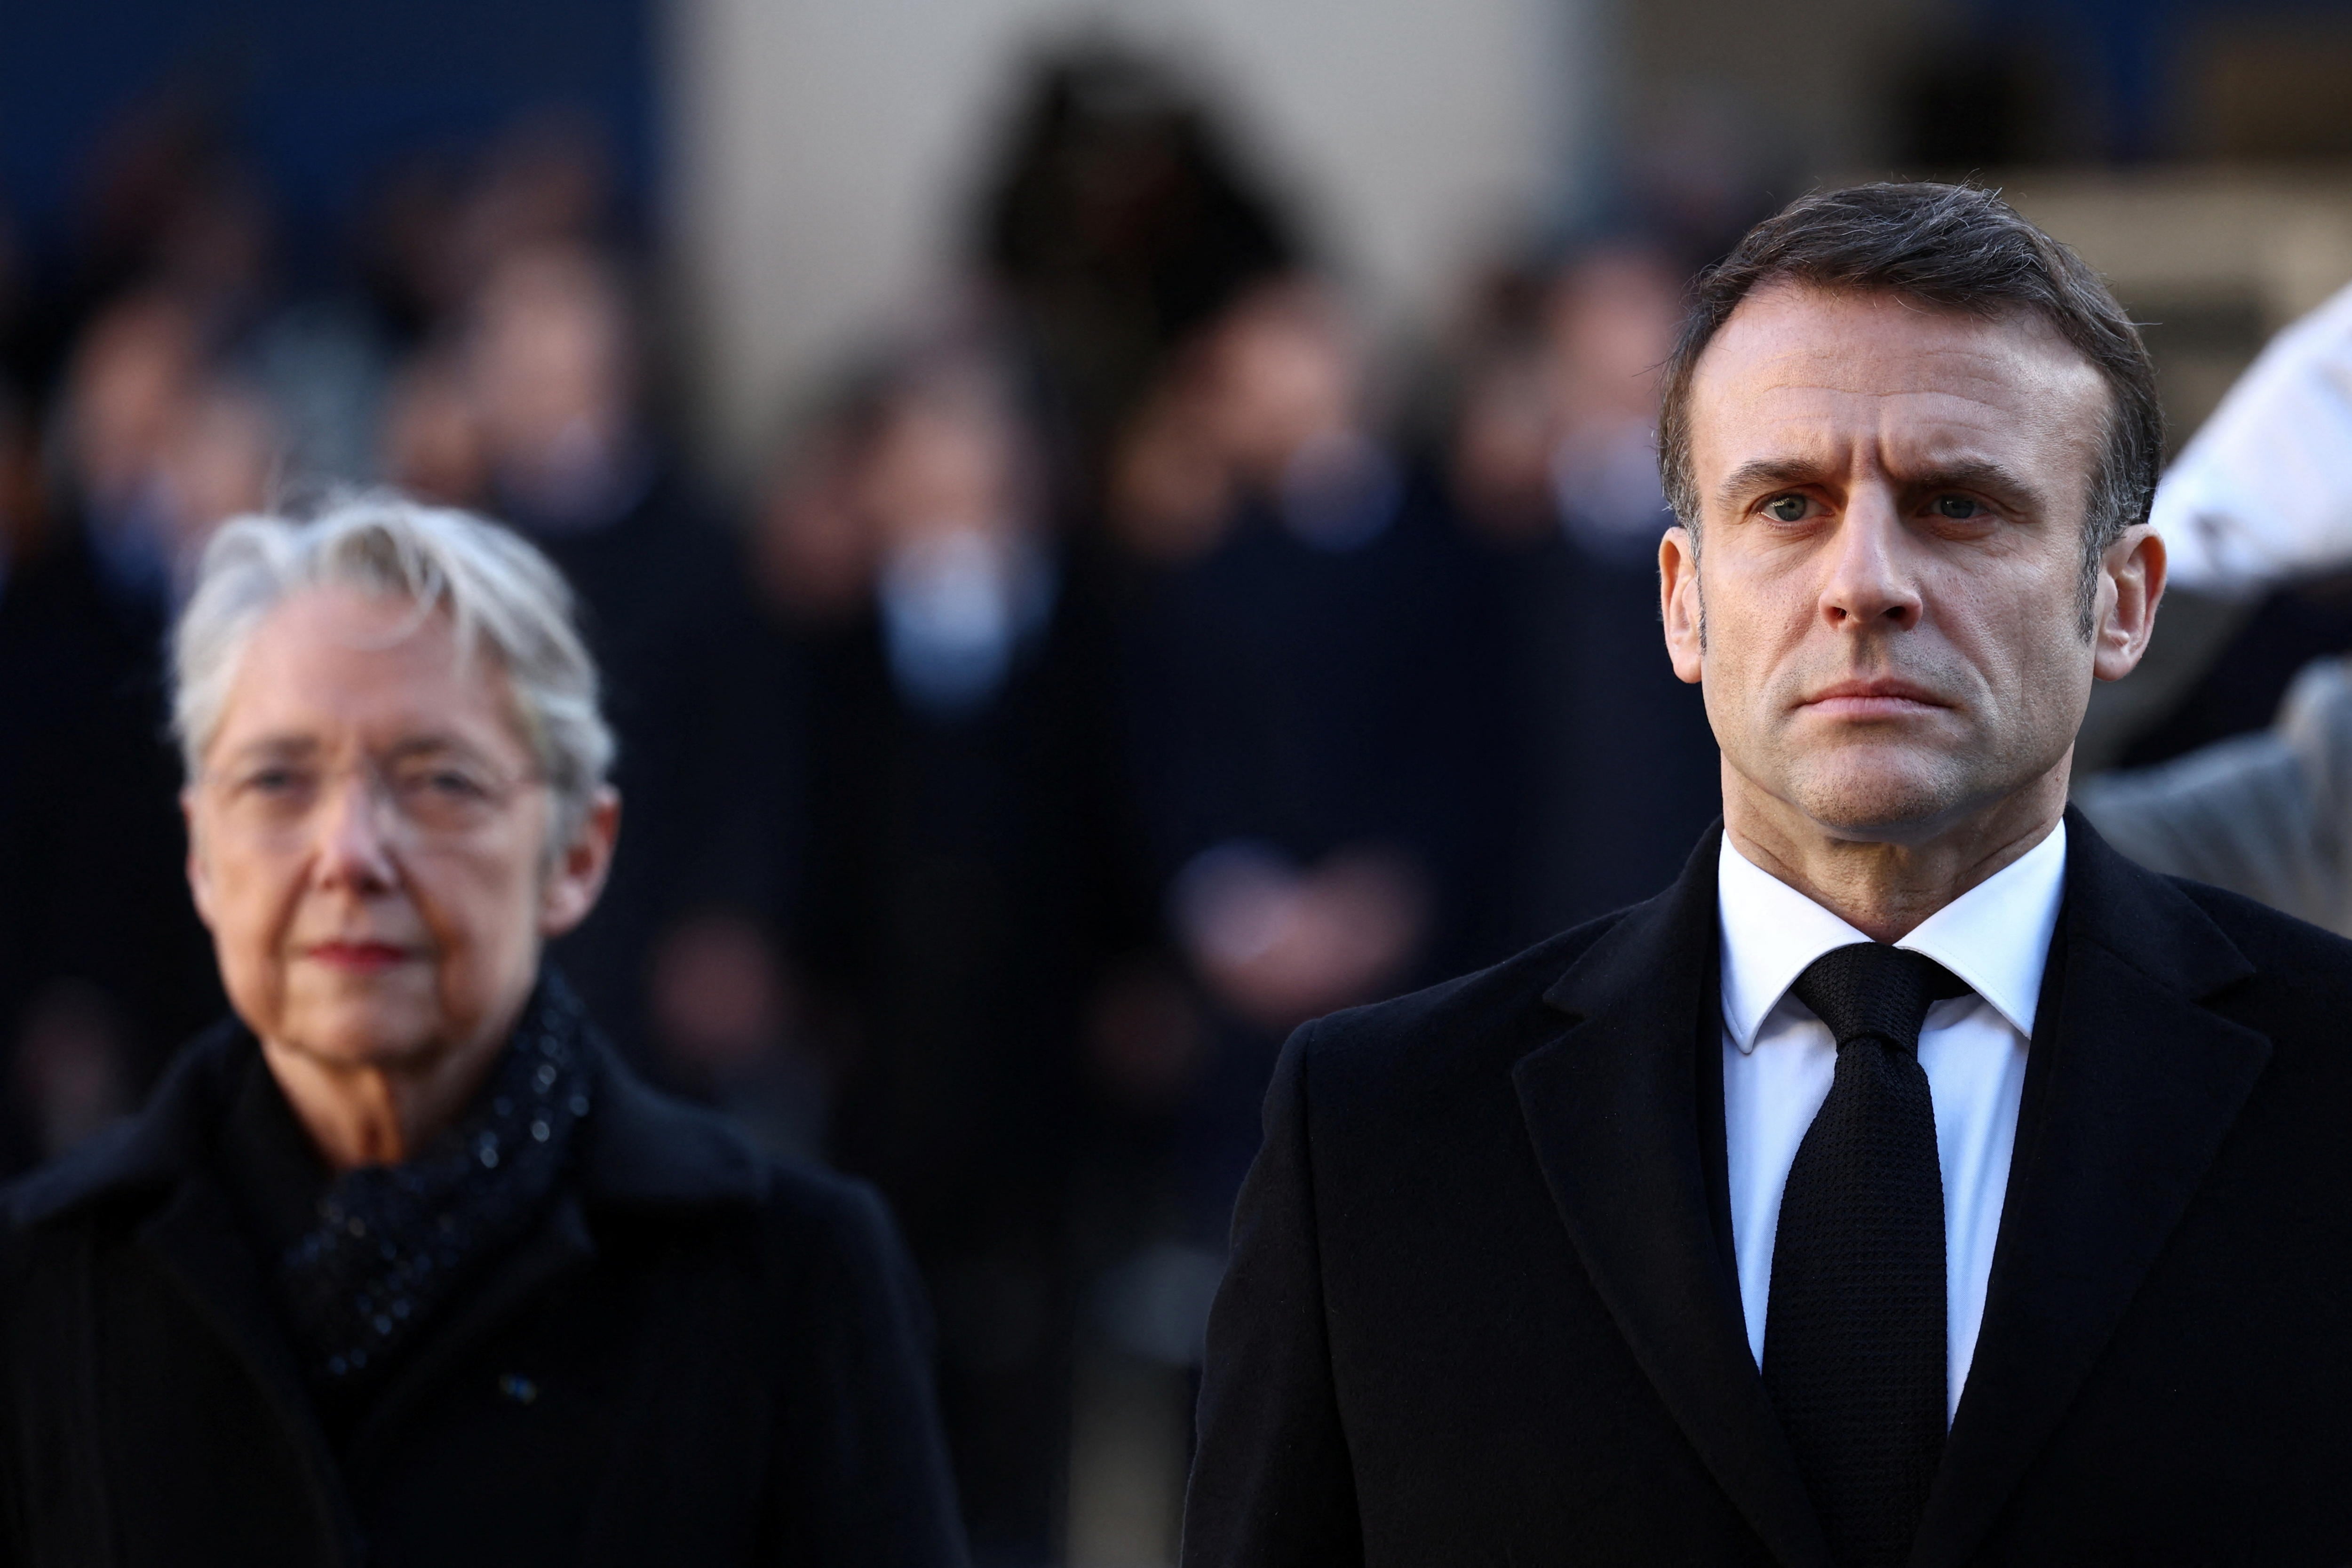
[
  {"left": 1932, "top": 494, "right": 1982, "bottom": 519},
  {"left": 407, "top": 770, "right": 488, "bottom": 800},
  {"left": 1764, "top": 495, "right": 1810, "bottom": 523}
]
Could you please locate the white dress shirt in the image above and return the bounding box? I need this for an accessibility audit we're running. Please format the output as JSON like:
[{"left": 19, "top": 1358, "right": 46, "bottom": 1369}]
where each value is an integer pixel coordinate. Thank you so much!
[{"left": 1718, "top": 822, "right": 2067, "bottom": 1422}]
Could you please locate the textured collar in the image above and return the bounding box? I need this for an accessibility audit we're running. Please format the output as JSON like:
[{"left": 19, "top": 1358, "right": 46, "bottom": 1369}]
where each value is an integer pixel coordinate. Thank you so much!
[
  {"left": 1716, "top": 820, "right": 2068, "bottom": 1053},
  {"left": 8, "top": 975, "right": 765, "bottom": 1230}
]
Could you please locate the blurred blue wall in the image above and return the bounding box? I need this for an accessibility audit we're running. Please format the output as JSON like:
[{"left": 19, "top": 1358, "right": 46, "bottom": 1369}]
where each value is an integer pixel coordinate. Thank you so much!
[{"left": 0, "top": 0, "right": 656, "bottom": 262}]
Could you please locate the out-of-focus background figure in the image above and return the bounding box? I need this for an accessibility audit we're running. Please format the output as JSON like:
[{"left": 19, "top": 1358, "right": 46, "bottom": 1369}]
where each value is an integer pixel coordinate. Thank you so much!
[
  {"left": 2074, "top": 276, "right": 2352, "bottom": 932},
  {"left": 8, "top": 0, "right": 2352, "bottom": 1560}
]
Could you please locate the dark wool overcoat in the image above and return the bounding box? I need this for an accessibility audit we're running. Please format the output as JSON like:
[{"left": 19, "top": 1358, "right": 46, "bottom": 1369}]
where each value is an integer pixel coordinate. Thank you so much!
[
  {"left": 0, "top": 1023, "right": 969, "bottom": 1568},
  {"left": 1184, "top": 813, "right": 2352, "bottom": 1565}
]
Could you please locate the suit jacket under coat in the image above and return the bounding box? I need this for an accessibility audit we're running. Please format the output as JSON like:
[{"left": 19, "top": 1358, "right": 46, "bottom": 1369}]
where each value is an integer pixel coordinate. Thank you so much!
[
  {"left": 1182, "top": 813, "right": 2352, "bottom": 1565},
  {"left": 0, "top": 1023, "right": 969, "bottom": 1568}
]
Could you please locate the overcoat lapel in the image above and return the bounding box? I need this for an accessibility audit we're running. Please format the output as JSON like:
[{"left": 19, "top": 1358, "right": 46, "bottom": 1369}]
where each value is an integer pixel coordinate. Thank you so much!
[
  {"left": 1914, "top": 814, "right": 2269, "bottom": 1566},
  {"left": 1515, "top": 829, "right": 1832, "bottom": 1568},
  {"left": 137, "top": 1171, "right": 359, "bottom": 1563}
]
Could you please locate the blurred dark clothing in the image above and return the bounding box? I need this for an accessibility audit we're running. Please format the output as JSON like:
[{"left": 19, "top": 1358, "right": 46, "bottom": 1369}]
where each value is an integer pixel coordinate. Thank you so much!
[
  {"left": 2118, "top": 569, "right": 2352, "bottom": 767},
  {"left": 1124, "top": 467, "right": 1508, "bottom": 971},
  {"left": 978, "top": 47, "right": 1299, "bottom": 497},
  {"left": 1502, "top": 521, "right": 1721, "bottom": 943},
  {"left": 1120, "top": 464, "right": 1512, "bottom": 1238},
  {"left": 0, "top": 524, "right": 221, "bottom": 1172},
  {"left": 222, "top": 974, "right": 599, "bottom": 1441},
  {"left": 522, "top": 466, "right": 790, "bottom": 1064},
  {"left": 2076, "top": 653, "right": 2352, "bottom": 937},
  {"left": 785, "top": 540, "right": 1150, "bottom": 1563},
  {"left": 0, "top": 1001, "right": 968, "bottom": 1568}
]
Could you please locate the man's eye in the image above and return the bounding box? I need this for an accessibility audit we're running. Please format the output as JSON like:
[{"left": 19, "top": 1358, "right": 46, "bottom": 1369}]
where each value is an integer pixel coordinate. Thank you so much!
[
  {"left": 1764, "top": 495, "right": 1810, "bottom": 523},
  {"left": 1932, "top": 494, "right": 1982, "bottom": 519},
  {"left": 242, "top": 768, "right": 306, "bottom": 795}
]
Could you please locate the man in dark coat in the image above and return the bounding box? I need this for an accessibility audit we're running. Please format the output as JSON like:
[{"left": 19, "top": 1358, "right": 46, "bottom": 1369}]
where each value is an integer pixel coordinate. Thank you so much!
[
  {"left": 0, "top": 497, "right": 965, "bottom": 1567},
  {"left": 1184, "top": 184, "right": 2352, "bottom": 1563}
]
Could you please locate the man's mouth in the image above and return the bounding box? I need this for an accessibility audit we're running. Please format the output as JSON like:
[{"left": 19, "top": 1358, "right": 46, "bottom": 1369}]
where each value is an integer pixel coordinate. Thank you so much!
[{"left": 1799, "top": 678, "right": 1949, "bottom": 719}]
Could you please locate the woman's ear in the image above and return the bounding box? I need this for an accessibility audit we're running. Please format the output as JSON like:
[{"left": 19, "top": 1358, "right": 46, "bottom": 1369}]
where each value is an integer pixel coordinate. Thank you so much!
[
  {"left": 183, "top": 790, "right": 220, "bottom": 931},
  {"left": 540, "top": 788, "right": 620, "bottom": 938}
]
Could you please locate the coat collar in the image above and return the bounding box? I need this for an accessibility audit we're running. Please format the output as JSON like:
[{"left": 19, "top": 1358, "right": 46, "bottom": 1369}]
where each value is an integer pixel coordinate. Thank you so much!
[
  {"left": 1517, "top": 812, "right": 2271, "bottom": 1568},
  {"left": 1913, "top": 810, "right": 2266, "bottom": 1567},
  {"left": 1520, "top": 824, "right": 1833, "bottom": 1568},
  {"left": 2, "top": 985, "right": 773, "bottom": 1558},
  {"left": 7, "top": 989, "right": 768, "bottom": 1233}
]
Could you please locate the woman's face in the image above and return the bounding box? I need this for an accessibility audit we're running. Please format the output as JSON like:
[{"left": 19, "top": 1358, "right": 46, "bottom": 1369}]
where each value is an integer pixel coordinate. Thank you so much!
[{"left": 185, "top": 587, "right": 613, "bottom": 1075}]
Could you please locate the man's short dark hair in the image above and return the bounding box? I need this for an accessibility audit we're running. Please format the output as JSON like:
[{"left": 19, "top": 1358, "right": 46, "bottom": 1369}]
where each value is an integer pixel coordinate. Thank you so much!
[{"left": 1657, "top": 182, "right": 2162, "bottom": 630}]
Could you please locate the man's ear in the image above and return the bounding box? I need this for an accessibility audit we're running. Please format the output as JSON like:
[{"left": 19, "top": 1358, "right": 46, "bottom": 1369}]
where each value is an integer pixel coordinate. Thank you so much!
[
  {"left": 540, "top": 788, "right": 620, "bottom": 938},
  {"left": 2093, "top": 525, "right": 2166, "bottom": 683},
  {"left": 1661, "top": 525, "right": 1705, "bottom": 685}
]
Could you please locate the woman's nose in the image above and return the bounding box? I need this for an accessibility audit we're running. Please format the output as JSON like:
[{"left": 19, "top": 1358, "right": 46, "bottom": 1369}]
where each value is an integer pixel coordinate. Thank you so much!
[{"left": 312, "top": 770, "right": 401, "bottom": 890}]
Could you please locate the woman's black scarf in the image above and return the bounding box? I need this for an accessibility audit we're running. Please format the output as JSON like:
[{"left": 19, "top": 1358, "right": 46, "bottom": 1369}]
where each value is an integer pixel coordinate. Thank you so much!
[{"left": 273, "top": 971, "right": 594, "bottom": 1399}]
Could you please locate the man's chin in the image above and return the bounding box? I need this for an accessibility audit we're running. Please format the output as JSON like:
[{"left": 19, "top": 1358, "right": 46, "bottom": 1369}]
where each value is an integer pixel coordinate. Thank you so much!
[{"left": 1782, "top": 756, "right": 1979, "bottom": 842}]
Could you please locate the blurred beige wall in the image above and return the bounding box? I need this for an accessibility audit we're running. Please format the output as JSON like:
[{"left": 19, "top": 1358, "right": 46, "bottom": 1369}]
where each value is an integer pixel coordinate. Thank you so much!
[{"left": 667, "top": 0, "right": 1595, "bottom": 478}]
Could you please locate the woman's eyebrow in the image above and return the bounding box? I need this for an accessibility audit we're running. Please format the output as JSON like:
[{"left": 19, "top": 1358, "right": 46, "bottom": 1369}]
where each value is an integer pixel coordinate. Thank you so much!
[
  {"left": 219, "top": 734, "right": 320, "bottom": 767},
  {"left": 380, "top": 734, "right": 501, "bottom": 766}
]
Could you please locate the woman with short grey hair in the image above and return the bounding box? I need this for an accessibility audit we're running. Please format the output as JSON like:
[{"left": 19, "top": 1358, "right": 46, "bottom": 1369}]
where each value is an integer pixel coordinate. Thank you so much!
[{"left": 0, "top": 497, "right": 967, "bottom": 1567}]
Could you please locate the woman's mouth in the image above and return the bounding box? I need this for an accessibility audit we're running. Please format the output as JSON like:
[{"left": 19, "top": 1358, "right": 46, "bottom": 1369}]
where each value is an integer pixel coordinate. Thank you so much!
[{"left": 304, "top": 941, "right": 415, "bottom": 973}]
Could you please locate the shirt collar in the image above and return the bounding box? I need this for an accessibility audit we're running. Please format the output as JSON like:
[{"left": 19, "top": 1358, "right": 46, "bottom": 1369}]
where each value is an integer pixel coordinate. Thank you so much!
[{"left": 1717, "top": 820, "right": 2067, "bottom": 1053}]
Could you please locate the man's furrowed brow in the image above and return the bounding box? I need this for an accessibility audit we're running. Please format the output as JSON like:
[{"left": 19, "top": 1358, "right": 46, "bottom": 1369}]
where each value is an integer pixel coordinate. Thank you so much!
[
  {"left": 1715, "top": 457, "right": 1824, "bottom": 509},
  {"left": 1902, "top": 457, "right": 2047, "bottom": 509}
]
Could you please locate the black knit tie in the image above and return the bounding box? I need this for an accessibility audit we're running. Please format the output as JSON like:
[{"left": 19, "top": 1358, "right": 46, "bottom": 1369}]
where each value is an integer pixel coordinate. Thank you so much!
[{"left": 1764, "top": 943, "right": 1969, "bottom": 1568}]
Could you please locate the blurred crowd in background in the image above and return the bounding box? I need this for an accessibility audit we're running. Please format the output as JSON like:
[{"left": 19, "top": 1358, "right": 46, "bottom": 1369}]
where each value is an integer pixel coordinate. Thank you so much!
[
  {"left": 0, "top": 51, "right": 1738, "bottom": 1562},
  {"left": 8, "top": 7, "right": 2352, "bottom": 1564}
]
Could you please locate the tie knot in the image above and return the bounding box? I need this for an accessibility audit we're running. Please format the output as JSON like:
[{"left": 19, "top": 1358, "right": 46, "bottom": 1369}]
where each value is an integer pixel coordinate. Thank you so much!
[{"left": 1789, "top": 943, "right": 1969, "bottom": 1056}]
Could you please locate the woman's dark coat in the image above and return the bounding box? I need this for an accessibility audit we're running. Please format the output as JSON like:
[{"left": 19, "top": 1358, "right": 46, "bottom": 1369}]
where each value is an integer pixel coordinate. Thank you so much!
[{"left": 0, "top": 1022, "right": 969, "bottom": 1567}]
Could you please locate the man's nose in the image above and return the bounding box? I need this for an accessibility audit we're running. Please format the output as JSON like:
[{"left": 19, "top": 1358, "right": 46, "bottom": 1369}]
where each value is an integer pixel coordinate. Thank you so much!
[
  {"left": 1819, "top": 488, "right": 1923, "bottom": 632},
  {"left": 312, "top": 771, "right": 401, "bottom": 891}
]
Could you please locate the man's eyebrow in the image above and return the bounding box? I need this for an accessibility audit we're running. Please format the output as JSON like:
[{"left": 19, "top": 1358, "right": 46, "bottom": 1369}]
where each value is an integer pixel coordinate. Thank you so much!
[
  {"left": 1903, "top": 458, "right": 2046, "bottom": 507},
  {"left": 1715, "top": 458, "right": 1824, "bottom": 509},
  {"left": 1714, "top": 455, "right": 2052, "bottom": 510}
]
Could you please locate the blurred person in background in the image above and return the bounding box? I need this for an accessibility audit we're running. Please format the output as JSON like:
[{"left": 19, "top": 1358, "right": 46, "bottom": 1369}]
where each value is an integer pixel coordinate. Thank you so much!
[
  {"left": 976, "top": 42, "right": 1298, "bottom": 540},
  {"left": 0, "top": 195, "right": 28, "bottom": 397},
  {"left": 1453, "top": 243, "right": 1722, "bottom": 942},
  {"left": 2094, "top": 274, "right": 2352, "bottom": 772},
  {"left": 452, "top": 239, "right": 784, "bottom": 1081},
  {"left": 0, "top": 287, "right": 276, "bottom": 1175},
  {"left": 2076, "top": 276, "right": 2352, "bottom": 932},
  {"left": 1114, "top": 274, "right": 1510, "bottom": 1253},
  {"left": 753, "top": 345, "right": 1154, "bottom": 1566},
  {"left": 0, "top": 498, "right": 965, "bottom": 1567},
  {"left": 380, "top": 345, "right": 492, "bottom": 508}
]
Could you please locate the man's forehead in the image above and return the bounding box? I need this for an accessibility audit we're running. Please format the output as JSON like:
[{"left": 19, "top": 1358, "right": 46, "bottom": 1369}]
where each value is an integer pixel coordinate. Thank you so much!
[
  {"left": 1708, "top": 280, "right": 2088, "bottom": 376},
  {"left": 1688, "top": 282, "right": 2108, "bottom": 470}
]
